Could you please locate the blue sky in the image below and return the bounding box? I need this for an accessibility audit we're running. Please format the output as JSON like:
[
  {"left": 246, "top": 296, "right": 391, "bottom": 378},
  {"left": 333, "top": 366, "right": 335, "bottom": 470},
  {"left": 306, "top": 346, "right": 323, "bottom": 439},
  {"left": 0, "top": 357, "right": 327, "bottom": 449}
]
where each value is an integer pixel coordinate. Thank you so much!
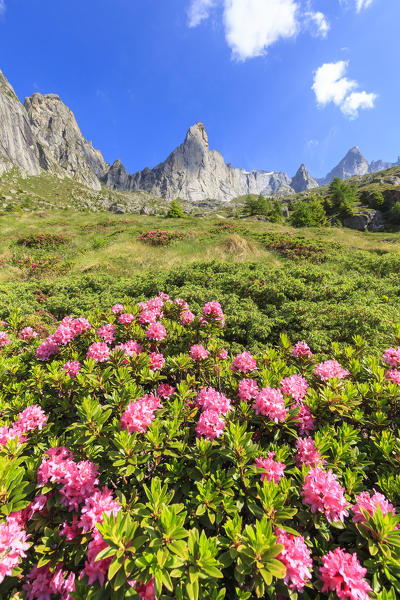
[{"left": 0, "top": 0, "right": 398, "bottom": 178}]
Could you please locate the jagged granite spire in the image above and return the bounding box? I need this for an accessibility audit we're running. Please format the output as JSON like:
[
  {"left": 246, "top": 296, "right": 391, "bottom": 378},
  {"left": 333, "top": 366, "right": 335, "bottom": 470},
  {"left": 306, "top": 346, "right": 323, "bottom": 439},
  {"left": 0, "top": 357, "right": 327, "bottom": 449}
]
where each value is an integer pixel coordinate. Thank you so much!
[
  {"left": 320, "top": 146, "right": 369, "bottom": 185},
  {"left": 291, "top": 164, "right": 319, "bottom": 193}
]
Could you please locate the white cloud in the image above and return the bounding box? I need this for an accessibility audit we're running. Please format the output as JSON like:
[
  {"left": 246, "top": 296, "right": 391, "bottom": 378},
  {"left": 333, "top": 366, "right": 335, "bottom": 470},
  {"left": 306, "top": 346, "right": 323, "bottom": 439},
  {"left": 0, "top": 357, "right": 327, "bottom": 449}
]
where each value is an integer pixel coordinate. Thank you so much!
[
  {"left": 341, "top": 90, "right": 377, "bottom": 118},
  {"left": 304, "top": 10, "right": 330, "bottom": 38},
  {"left": 312, "top": 61, "right": 357, "bottom": 106},
  {"left": 187, "top": 0, "right": 330, "bottom": 61},
  {"left": 223, "top": 0, "right": 299, "bottom": 60},
  {"left": 340, "top": 0, "right": 374, "bottom": 12},
  {"left": 0, "top": 1, "right": 5, "bottom": 16},
  {"left": 312, "top": 60, "right": 377, "bottom": 119},
  {"left": 188, "top": 0, "right": 216, "bottom": 27}
]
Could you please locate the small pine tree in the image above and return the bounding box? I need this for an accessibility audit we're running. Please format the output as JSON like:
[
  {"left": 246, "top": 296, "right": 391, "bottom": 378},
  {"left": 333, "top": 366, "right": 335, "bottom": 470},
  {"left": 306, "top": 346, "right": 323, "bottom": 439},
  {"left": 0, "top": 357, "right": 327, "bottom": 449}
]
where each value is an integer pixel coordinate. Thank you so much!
[
  {"left": 269, "top": 200, "right": 284, "bottom": 223},
  {"left": 243, "top": 195, "right": 258, "bottom": 216},
  {"left": 290, "top": 197, "right": 327, "bottom": 228},
  {"left": 328, "top": 177, "right": 357, "bottom": 218},
  {"left": 167, "top": 199, "right": 185, "bottom": 218}
]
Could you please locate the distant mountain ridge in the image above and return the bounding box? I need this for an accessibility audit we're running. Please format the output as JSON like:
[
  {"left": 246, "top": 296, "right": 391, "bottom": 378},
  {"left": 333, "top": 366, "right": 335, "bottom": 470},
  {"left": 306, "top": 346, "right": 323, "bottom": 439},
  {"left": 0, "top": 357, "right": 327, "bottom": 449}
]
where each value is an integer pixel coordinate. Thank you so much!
[{"left": 0, "top": 69, "right": 398, "bottom": 201}]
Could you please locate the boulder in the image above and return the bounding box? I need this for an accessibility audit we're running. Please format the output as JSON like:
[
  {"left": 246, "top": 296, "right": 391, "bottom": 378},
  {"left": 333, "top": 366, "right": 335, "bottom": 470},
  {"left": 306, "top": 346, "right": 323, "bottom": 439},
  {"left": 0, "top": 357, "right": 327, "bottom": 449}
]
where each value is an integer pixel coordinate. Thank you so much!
[
  {"left": 342, "top": 210, "right": 385, "bottom": 232},
  {"left": 109, "top": 202, "right": 126, "bottom": 214}
]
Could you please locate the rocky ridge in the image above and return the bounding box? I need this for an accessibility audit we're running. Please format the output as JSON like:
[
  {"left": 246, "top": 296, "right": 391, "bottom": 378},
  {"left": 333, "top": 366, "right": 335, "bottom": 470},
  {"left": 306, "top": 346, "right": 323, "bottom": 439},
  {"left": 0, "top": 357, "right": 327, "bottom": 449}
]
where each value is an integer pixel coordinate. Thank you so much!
[{"left": 0, "top": 69, "right": 399, "bottom": 202}]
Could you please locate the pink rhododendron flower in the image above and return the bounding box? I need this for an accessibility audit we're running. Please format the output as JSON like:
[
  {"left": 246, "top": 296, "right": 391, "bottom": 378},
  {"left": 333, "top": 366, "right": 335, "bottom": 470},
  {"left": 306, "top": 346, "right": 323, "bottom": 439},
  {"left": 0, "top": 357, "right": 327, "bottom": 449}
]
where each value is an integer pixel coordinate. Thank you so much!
[
  {"left": 138, "top": 309, "right": 158, "bottom": 325},
  {"left": 157, "top": 384, "right": 175, "bottom": 398},
  {"left": 149, "top": 352, "right": 165, "bottom": 370},
  {"left": 54, "top": 323, "right": 76, "bottom": 345},
  {"left": 202, "top": 301, "right": 225, "bottom": 327},
  {"left": 238, "top": 378, "right": 259, "bottom": 401},
  {"left": 275, "top": 528, "right": 313, "bottom": 592},
  {"left": 129, "top": 577, "right": 155, "bottom": 600},
  {"left": 320, "top": 547, "right": 371, "bottom": 600},
  {"left": 0, "top": 425, "right": 26, "bottom": 447},
  {"left": 293, "top": 403, "right": 315, "bottom": 435},
  {"left": 302, "top": 467, "right": 349, "bottom": 522},
  {"left": 295, "top": 437, "right": 324, "bottom": 467},
  {"left": 196, "top": 409, "right": 225, "bottom": 440},
  {"left": 97, "top": 323, "right": 116, "bottom": 343},
  {"left": 190, "top": 344, "right": 210, "bottom": 361},
  {"left": 72, "top": 317, "right": 91, "bottom": 334},
  {"left": 82, "top": 529, "right": 110, "bottom": 586},
  {"left": 217, "top": 348, "right": 228, "bottom": 360},
  {"left": 253, "top": 387, "right": 287, "bottom": 423},
  {"left": 60, "top": 514, "right": 83, "bottom": 541},
  {"left": 80, "top": 487, "right": 121, "bottom": 532},
  {"left": 0, "top": 518, "right": 30, "bottom": 583},
  {"left": 118, "top": 312, "right": 135, "bottom": 324},
  {"left": 24, "top": 563, "right": 76, "bottom": 600},
  {"left": 291, "top": 341, "right": 313, "bottom": 358},
  {"left": 382, "top": 346, "right": 400, "bottom": 368},
  {"left": 231, "top": 351, "right": 257, "bottom": 373},
  {"left": 146, "top": 296, "right": 164, "bottom": 315},
  {"left": 280, "top": 374, "right": 309, "bottom": 401},
  {"left": 146, "top": 322, "right": 167, "bottom": 341},
  {"left": 111, "top": 303, "right": 125, "bottom": 314},
  {"left": 62, "top": 361, "right": 82, "bottom": 377},
  {"left": 121, "top": 394, "right": 162, "bottom": 434},
  {"left": 0, "top": 330, "right": 10, "bottom": 348},
  {"left": 314, "top": 360, "right": 349, "bottom": 381},
  {"left": 114, "top": 340, "right": 142, "bottom": 361},
  {"left": 174, "top": 297, "right": 189, "bottom": 310},
  {"left": 36, "top": 338, "right": 59, "bottom": 361},
  {"left": 385, "top": 369, "right": 400, "bottom": 385},
  {"left": 181, "top": 310, "right": 195, "bottom": 325},
  {"left": 86, "top": 342, "right": 110, "bottom": 363},
  {"left": 19, "top": 326, "right": 38, "bottom": 340},
  {"left": 255, "top": 452, "right": 286, "bottom": 483},
  {"left": 196, "top": 387, "right": 232, "bottom": 414},
  {"left": 14, "top": 405, "right": 47, "bottom": 434},
  {"left": 352, "top": 490, "right": 396, "bottom": 524}
]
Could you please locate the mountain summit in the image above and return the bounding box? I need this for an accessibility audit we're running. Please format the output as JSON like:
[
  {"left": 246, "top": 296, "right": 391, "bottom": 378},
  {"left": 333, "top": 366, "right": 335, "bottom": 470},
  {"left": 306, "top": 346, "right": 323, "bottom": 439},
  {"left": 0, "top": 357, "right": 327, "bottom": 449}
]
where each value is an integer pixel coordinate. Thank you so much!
[{"left": 0, "top": 69, "right": 399, "bottom": 201}]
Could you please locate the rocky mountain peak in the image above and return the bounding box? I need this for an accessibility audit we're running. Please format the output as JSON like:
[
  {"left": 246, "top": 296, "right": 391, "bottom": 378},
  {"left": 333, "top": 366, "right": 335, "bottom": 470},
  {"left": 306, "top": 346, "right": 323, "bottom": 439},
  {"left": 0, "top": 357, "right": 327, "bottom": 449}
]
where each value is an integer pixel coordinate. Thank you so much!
[
  {"left": 291, "top": 163, "right": 319, "bottom": 193},
  {"left": 320, "top": 146, "right": 370, "bottom": 185},
  {"left": 184, "top": 122, "right": 209, "bottom": 147}
]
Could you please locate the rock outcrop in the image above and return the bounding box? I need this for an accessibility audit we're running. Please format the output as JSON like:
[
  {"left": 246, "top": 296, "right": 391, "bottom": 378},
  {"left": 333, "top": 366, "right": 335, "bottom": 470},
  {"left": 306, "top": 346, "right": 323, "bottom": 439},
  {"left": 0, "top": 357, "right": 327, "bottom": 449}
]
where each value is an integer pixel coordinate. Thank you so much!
[
  {"left": 0, "top": 71, "right": 41, "bottom": 176},
  {"left": 342, "top": 210, "right": 385, "bottom": 232},
  {"left": 291, "top": 164, "right": 319, "bottom": 193},
  {"left": 24, "top": 92, "right": 109, "bottom": 190}
]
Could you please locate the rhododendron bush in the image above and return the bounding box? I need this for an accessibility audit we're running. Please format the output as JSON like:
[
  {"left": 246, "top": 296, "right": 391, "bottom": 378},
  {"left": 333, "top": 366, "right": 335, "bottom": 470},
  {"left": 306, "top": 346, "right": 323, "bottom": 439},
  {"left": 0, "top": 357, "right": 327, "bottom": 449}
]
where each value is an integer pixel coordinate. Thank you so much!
[{"left": 1, "top": 295, "right": 400, "bottom": 600}]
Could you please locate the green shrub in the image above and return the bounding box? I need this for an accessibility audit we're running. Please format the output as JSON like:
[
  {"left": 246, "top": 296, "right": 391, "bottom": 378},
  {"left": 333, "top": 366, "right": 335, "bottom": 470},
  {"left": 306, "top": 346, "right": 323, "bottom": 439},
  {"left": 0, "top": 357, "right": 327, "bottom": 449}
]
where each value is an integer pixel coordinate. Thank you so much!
[
  {"left": 167, "top": 199, "right": 185, "bottom": 218},
  {"left": 290, "top": 197, "right": 327, "bottom": 228},
  {"left": 327, "top": 177, "right": 357, "bottom": 218}
]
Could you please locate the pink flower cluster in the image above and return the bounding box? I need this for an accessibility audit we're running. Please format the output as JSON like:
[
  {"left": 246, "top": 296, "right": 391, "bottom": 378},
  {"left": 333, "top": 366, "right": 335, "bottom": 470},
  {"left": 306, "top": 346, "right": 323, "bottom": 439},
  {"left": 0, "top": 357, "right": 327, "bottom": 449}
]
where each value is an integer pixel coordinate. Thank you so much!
[
  {"left": 302, "top": 467, "right": 349, "bottom": 522},
  {"left": 129, "top": 576, "right": 155, "bottom": 600},
  {"left": 80, "top": 487, "right": 121, "bottom": 532},
  {"left": 280, "top": 374, "right": 308, "bottom": 401},
  {"left": 275, "top": 528, "right": 313, "bottom": 592},
  {"left": 138, "top": 309, "right": 158, "bottom": 325},
  {"left": 181, "top": 310, "right": 195, "bottom": 325},
  {"left": 23, "top": 563, "right": 75, "bottom": 600},
  {"left": 320, "top": 548, "right": 371, "bottom": 600},
  {"left": 231, "top": 351, "right": 257, "bottom": 373},
  {"left": 36, "top": 317, "right": 91, "bottom": 361},
  {"left": 382, "top": 346, "right": 400, "bottom": 368},
  {"left": 0, "top": 330, "right": 10, "bottom": 348},
  {"left": 120, "top": 394, "right": 163, "bottom": 434},
  {"left": 291, "top": 341, "right": 313, "bottom": 358},
  {"left": 0, "top": 517, "right": 30, "bottom": 583},
  {"left": 19, "top": 326, "right": 38, "bottom": 340},
  {"left": 62, "top": 361, "right": 82, "bottom": 377},
  {"left": 238, "top": 378, "right": 259, "bottom": 401},
  {"left": 36, "top": 336, "right": 59, "bottom": 360},
  {"left": 114, "top": 340, "right": 142, "bottom": 361},
  {"left": 111, "top": 303, "right": 125, "bottom": 314},
  {"left": 202, "top": 301, "right": 225, "bottom": 327},
  {"left": 190, "top": 344, "right": 210, "bottom": 361},
  {"left": 255, "top": 452, "right": 286, "bottom": 483},
  {"left": 149, "top": 352, "right": 165, "bottom": 370},
  {"left": 295, "top": 437, "right": 324, "bottom": 467},
  {"left": 195, "top": 409, "right": 225, "bottom": 441},
  {"left": 314, "top": 360, "right": 350, "bottom": 381},
  {"left": 118, "top": 312, "right": 135, "bottom": 324},
  {"left": 37, "top": 447, "right": 99, "bottom": 511},
  {"left": 146, "top": 322, "right": 167, "bottom": 341},
  {"left": 352, "top": 490, "right": 396, "bottom": 524},
  {"left": 157, "top": 383, "right": 175, "bottom": 398},
  {"left": 253, "top": 387, "right": 287, "bottom": 423},
  {"left": 87, "top": 341, "right": 110, "bottom": 363},
  {"left": 385, "top": 369, "right": 400, "bottom": 385},
  {"left": 97, "top": 323, "right": 116, "bottom": 343},
  {"left": 0, "top": 405, "right": 47, "bottom": 447},
  {"left": 196, "top": 387, "right": 232, "bottom": 414},
  {"left": 293, "top": 403, "right": 315, "bottom": 435}
]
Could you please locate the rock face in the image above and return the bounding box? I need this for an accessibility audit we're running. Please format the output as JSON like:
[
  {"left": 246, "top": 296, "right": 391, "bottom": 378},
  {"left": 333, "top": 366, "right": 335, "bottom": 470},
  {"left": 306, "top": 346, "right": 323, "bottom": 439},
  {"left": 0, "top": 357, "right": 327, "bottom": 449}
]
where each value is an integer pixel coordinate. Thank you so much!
[
  {"left": 291, "top": 164, "right": 319, "bottom": 193},
  {"left": 105, "top": 122, "right": 294, "bottom": 201},
  {"left": 24, "top": 93, "right": 108, "bottom": 190},
  {"left": 0, "top": 71, "right": 41, "bottom": 176},
  {"left": 369, "top": 157, "right": 400, "bottom": 173},
  {"left": 342, "top": 210, "right": 385, "bottom": 232},
  {"left": 320, "top": 147, "right": 370, "bottom": 185}
]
